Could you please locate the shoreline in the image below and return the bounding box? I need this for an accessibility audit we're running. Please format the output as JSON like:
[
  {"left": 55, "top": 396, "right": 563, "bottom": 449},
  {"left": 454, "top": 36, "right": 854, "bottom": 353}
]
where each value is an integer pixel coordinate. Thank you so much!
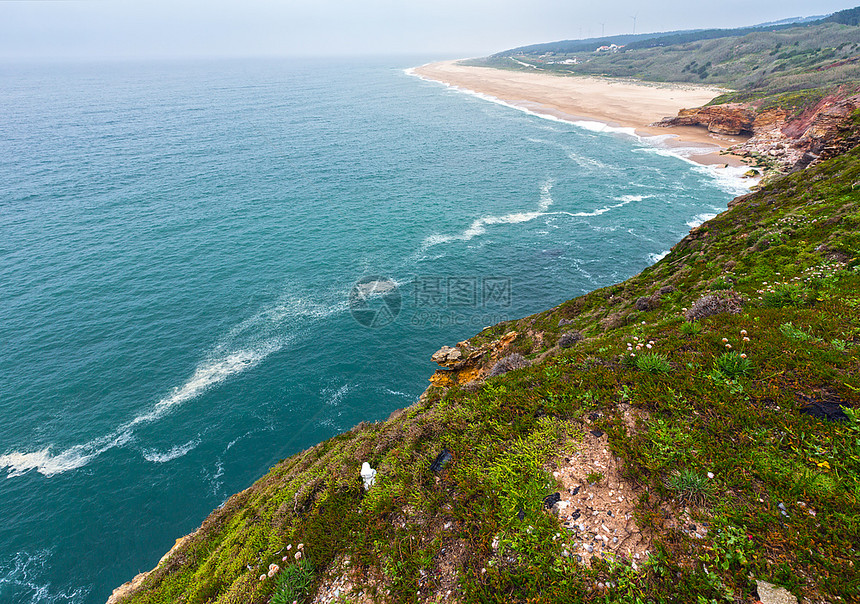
[{"left": 410, "top": 60, "right": 751, "bottom": 169}]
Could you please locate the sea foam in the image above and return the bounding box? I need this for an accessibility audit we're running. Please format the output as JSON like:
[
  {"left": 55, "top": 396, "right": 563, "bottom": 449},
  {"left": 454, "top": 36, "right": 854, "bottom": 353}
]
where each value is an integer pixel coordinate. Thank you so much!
[{"left": 0, "top": 295, "right": 345, "bottom": 478}]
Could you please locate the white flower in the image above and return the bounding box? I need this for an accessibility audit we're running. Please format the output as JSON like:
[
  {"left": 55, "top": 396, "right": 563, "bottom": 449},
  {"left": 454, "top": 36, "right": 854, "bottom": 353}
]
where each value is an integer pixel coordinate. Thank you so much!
[
  {"left": 707, "top": 472, "right": 714, "bottom": 479},
  {"left": 726, "top": 344, "right": 732, "bottom": 349},
  {"left": 295, "top": 551, "right": 302, "bottom": 560},
  {"left": 721, "top": 338, "right": 728, "bottom": 343},
  {"left": 740, "top": 353, "right": 747, "bottom": 359},
  {"left": 260, "top": 574, "right": 266, "bottom": 582},
  {"left": 646, "top": 344, "right": 652, "bottom": 349}
]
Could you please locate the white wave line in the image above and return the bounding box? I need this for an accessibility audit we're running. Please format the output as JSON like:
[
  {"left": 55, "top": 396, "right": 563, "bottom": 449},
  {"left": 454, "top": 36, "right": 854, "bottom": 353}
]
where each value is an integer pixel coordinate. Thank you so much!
[{"left": 0, "top": 295, "right": 345, "bottom": 478}]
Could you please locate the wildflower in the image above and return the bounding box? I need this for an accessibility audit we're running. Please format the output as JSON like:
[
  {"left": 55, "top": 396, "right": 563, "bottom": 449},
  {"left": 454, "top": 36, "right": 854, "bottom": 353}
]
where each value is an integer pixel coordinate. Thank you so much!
[
  {"left": 646, "top": 344, "right": 652, "bottom": 349},
  {"left": 630, "top": 353, "right": 636, "bottom": 357},
  {"left": 726, "top": 344, "right": 732, "bottom": 349},
  {"left": 260, "top": 574, "right": 266, "bottom": 582},
  {"left": 298, "top": 543, "right": 304, "bottom": 549},
  {"left": 740, "top": 353, "right": 747, "bottom": 359},
  {"left": 295, "top": 551, "right": 302, "bottom": 560},
  {"left": 641, "top": 321, "right": 646, "bottom": 325},
  {"left": 648, "top": 340, "right": 655, "bottom": 345},
  {"left": 743, "top": 337, "right": 750, "bottom": 342},
  {"left": 721, "top": 338, "right": 728, "bottom": 343},
  {"left": 740, "top": 329, "right": 747, "bottom": 336}
]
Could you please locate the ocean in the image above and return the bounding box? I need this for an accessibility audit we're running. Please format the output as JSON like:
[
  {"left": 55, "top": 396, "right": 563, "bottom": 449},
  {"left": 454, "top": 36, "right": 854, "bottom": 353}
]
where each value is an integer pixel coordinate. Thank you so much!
[{"left": 0, "top": 56, "right": 747, "bottom": 603}]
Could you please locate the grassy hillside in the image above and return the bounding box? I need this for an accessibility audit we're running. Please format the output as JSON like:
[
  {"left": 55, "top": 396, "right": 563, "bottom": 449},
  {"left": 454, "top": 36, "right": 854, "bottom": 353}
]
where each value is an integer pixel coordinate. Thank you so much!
[
  {"left": 470, "top": 21, "right": 860, "bottom": 104},
  {"left": 117, "top": 145, "right": 860, "bottom": 604}
]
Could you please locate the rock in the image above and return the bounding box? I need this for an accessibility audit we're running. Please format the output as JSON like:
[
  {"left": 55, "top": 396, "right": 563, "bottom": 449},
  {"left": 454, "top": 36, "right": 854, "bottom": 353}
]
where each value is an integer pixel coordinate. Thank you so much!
[
  {"left": 799, "top": 399, "right": 849, "bottom": 421},
  {"left": 590, "top": 430, "right": 605, "bottom": 438},
  {"left": 744, "top": 169, "right": 760, "bottom": 178},
  {"left": 653, "top": 103, "right": 756, "bottom": 135},
  {"left": 431, "top": 346, "right": 462, "bottom": 366},
  {"left": 755, "top": 579, "right": 798, "bottom": 604},
  {"left": 360, "top": 462, "right": 377, "bottom": 490},
  {"left": 543, "top": 492, "right": 562, "bottom": 509},
  {"left": 430, "top": 448, "right": 452, "bottom": 472}
]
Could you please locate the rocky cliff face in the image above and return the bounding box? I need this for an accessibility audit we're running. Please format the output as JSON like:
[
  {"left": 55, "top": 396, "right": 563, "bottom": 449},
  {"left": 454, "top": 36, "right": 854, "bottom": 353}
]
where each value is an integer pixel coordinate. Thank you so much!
[{"left": 654, "top": 93, "right": 860, "bottom": 174}]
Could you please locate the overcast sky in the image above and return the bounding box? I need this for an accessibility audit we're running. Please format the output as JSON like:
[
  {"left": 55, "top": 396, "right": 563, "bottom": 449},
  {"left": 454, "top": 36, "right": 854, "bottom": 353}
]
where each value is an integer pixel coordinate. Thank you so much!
[{"left": 1, "top": 0, "right": 859, "bottom": 61}]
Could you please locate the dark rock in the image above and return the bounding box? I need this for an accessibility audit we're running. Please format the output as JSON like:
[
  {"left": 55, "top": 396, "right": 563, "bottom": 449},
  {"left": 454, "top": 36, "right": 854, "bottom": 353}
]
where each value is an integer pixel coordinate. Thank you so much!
[
  {"left": 543, "top": 492, "right": 562, "bottom": 509},
  {"left": 430, "top": 449, "right": 452, "bottom": 473},
  {"left": 571, "top": 486, "right": 580, "bottom": 496},
  {"left": 558, "top": 318, "right": 575, "bottom": 327},
  {"left": 799, "top": 400, "right": 849, "bottom": 421},
  {"left": 590, "top": 430, "right": 604, "bottom": 438},
  {"left": 658, "top": 285, "right": 675, "bottom": 295},
  {"left": 517, "top": 507, "right": 525, "bottom": 521},
  {"left": 571, "top": 510, "right": 581, "bottom": 520}
]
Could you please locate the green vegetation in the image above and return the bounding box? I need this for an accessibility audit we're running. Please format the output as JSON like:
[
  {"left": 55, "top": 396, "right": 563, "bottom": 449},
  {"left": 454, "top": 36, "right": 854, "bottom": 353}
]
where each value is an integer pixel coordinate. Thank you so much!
[
  {"left": 119, "top": 143, "right": 860, "bottom": 604},
  {"left": 270, "top": 560, "right": 314, "bottom": 604},
  {"left": 469, "top": 18, "right": 860, "bottom": 114},
  {"left": 634, "top": 352, "right": 672, "bottom": 374},
  {"left": 713, "top": 351, "right": 752, "bottom": 379},
  {"left": 664, "top": 469, "right": 714, "bottom": 505}
]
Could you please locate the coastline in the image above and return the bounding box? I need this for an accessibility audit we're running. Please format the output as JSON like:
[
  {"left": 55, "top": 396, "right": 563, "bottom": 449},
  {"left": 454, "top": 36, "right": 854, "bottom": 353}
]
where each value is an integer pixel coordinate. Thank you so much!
[{"left": 410, "top": 60, "right": 750, "bottom": 169}]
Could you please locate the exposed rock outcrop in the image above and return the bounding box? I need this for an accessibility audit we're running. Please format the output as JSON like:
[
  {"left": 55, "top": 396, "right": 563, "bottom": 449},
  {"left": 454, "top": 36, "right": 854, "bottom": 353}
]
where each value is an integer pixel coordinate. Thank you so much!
[
  {"left": 429, "top": 331, "right": 518, "bottom": 386},
  {"left": 653, "top": 93, "right": 860, "bottom": 173}
]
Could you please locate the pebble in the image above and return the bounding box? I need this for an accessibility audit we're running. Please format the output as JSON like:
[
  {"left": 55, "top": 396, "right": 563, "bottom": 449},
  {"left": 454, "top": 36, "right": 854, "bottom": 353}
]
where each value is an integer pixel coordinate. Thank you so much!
[{"left": 585, "top": 544, "right": 594, "bottom": 553}]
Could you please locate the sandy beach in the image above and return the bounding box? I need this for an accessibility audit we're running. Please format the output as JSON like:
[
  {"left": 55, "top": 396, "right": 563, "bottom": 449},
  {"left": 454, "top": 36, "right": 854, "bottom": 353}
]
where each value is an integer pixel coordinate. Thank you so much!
[{"left": 413, "top": 60, "right": 749, "bottom": 167}]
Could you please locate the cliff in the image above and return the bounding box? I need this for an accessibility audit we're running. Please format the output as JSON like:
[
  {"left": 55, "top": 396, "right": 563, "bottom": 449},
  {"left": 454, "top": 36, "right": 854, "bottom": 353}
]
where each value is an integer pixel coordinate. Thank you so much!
[
  {"left": 110, "top": 146, "right": 860, "bottom": 604},
  {"left": 653, "top": 90, "right": 860, "bottom": 176}
]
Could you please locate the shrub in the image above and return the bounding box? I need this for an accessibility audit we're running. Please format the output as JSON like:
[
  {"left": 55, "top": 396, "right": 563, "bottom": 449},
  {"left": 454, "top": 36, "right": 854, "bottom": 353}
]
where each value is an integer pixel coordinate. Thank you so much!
[
  {"left": 680, "top": 321, "right": 703, "bottom": 335},
  {"left": 488, "top": 353, "right": 529, "bottom": 377},
  {"left": 635, "top": 353, "right": 671, "bottom": 374},
  {"left": 271, "top": 560, "right": 315, "bottom": 604},
  {"left": 558, "top": 331, "right": 583, "bottom": 348},
  {"left": 779, "top": 322, "right": 819, "bottom": 342},
  {"left": 685, "top": 292, "right": 744, "bottom": 321},
  {"left": 713, "top": 351, "right": 752, "bottom": 378},
  {"left": 763, "top": 283, "right": 813, "bottom": 308},
  {"left": 665, "top": 469, "right": 713, "bottom": 505}
]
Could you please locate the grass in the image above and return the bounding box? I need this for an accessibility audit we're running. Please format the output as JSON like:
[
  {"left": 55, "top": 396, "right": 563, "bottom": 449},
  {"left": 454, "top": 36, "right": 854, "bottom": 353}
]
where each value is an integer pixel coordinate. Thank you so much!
[
  {"left": 119, "top": 143, "right": 860, "bottom": 604},
  {"left": 270, "top": 560, "right": 315, "bottom": 604},
  {"left": 664, "top": 469, "right": 714, "bottom": 505},
  {"left": 713, "top": 351, "right": 752, "bottom": 378},
  {"left": 634, "top": 352, "right": 672, "bottom": 374}
]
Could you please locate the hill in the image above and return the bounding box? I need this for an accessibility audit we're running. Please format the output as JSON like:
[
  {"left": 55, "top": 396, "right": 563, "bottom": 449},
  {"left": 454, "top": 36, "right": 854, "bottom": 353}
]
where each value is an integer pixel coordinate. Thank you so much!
[{"left": 111, "top": 142, "right": 860, "bottom": 604}]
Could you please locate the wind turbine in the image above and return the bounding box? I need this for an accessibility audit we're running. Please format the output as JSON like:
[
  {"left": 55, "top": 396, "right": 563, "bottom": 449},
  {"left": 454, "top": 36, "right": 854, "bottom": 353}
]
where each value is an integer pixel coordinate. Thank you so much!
[
  {"left": 599, "top": 22, "right": 605, "bottom": 37},
  {"left": 631, "top": 13, "right": 638, "bottom": 35}
]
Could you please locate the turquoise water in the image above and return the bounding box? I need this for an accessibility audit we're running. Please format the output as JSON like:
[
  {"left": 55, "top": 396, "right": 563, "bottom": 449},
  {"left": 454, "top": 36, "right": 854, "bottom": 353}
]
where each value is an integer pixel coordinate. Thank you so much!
[{"left": 0, "top": 57, "right": 745, "bottom": 603}]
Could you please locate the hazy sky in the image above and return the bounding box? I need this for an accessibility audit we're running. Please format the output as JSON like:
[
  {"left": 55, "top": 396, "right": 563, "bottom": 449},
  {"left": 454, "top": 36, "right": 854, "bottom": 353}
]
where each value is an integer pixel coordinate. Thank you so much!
[{"left": 2, "top": 0, "right": 859, "bottom": 61}]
